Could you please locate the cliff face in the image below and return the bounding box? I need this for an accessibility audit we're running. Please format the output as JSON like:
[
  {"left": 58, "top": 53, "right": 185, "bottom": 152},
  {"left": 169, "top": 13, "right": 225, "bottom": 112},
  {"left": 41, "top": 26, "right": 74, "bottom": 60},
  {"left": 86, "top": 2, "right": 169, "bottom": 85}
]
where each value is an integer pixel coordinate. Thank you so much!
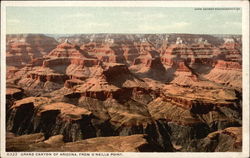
[
  {"left": 161, "top": 44, "right": 216, "bottom": 67},
  {"left": 186, "top": 127, "right": 242, "bottom": 152},
  {"left": 204, "top": 60, "right": 242, "bottom": 89},
  {"left": 7, "top": 92, "right": 173, "bottom": 150},
  {"left": 6, "top": 34, "right": 242, "bottom": 152},
  {"left": 6, "top": 34, "right": 59, "bottom": 86},
  {"left": 214, "top": 60, "right": 241, "bottom": 70},
  {"left": 146, "top": 82, "right": 241, "bottom": 151},
  {"left": 122, "top": 44, "right": 140, "bottom": 64},
  {"left": 6, "top": 42, "right": 35, "bottom": 67},
  {"left": 81, "top": 42, "right": 127, "bottom": 64},
  {"left": 7, "top": 98, "right": 96, "bottom": 142},
  {"left": 7, "top": 34, "right": 58, "bottom": 55}
]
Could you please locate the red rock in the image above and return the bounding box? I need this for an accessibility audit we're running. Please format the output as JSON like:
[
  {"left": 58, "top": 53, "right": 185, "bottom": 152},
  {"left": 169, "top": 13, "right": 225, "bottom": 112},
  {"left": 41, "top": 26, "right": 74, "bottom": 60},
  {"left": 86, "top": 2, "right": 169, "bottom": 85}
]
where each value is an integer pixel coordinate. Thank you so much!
[
  {"left": 6, "top": 66, "right": 19, "bottom": 79},
  {"left": 162, "top": 84, "right": 238, "bottom": 111},
  {"left": 161, "top": 44, "right": 193, "bottom": 66},
  {"left": 64, "top": 79, "right": 85, "bottom": 88},
  {"left": 205, "top": 60, "right": 242, "bottom": 89},
  {"left": 81, "top": 42, "right": 96, "bottom": 52},
  {"left": 11, "top": 97, "right": 52, "bottom": 109},
  {"left": 161, "top": 43, "right": 217, "bottom": 67},
  {"left": 47, "top": 40, "right": 91, "bottom": 58},
  {"left": 139, "top": 40, "right": 155, "bottom": 52},
  {"left": 6, "top": 42, "right": 34, "bottom": 67},
  {"left": 175, "top": 61, "right": 190, "bottom": 72},
  {"left": 205, "top": 127, "right": 242, "bottom": 151},
  {"left": 215, "top": 60, "right": 241, "bottom": 70},
  {"left": 218, "top": 39, "right": 242, "bottom": 62},
  {"left": 70, "top": 63, "right": 150, "bottom": 101},
  {"left": 7, "top": 34, "right": 58, "bottom": 56},
  {"left": 5, "top": 34, "right": 242, "bottom": 153},
  {"left": 122, "top": 44, "right": 140, "bottom": 64},
  {"left": 38, "top": 102, "right": 92, "bottom": 121},
  {"left": 81, "top": 42, "right": 121, "bottom": 63},
  {"left": 6, "top": 87, "right": 23, "bottom": 102}
]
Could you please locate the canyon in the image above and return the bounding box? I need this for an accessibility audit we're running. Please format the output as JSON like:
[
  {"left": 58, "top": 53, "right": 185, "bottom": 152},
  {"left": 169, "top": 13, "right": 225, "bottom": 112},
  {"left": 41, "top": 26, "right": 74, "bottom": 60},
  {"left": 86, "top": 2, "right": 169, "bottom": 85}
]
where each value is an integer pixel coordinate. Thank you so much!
[{"left": 6, "top": 33, "right": 242, "bottom": 152}]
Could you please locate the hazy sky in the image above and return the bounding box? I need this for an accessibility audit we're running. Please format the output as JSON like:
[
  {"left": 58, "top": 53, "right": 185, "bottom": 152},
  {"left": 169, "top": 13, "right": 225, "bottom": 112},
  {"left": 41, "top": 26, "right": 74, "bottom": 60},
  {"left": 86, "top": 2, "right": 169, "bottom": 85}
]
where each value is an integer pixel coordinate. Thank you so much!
[{"left": 6, "top": 7, "right": 242, "bottom": 34}]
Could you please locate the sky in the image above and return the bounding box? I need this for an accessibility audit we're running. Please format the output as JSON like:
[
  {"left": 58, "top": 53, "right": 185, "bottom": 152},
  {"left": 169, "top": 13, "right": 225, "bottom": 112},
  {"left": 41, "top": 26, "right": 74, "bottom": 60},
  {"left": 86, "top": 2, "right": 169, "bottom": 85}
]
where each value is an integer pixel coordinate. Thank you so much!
[{"left": 6, "top": 7, "right": 242, "bottom": 34}]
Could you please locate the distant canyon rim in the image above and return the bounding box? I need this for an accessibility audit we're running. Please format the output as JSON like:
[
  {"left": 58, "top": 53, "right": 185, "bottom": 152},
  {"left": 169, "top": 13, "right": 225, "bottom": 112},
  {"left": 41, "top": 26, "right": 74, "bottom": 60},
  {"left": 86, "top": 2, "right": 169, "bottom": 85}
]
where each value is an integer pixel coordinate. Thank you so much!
[{"left": 5, "top": 33, "right": 242, "bottom": 152}]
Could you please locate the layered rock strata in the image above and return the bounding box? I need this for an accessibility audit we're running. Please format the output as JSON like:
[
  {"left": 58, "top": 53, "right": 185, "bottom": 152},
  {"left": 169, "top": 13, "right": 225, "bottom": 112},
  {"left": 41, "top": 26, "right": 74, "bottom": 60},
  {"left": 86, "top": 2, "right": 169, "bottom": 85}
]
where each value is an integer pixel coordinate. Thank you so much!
[{"left": 6, "top": 34, "right": 242, "bottom": 152}]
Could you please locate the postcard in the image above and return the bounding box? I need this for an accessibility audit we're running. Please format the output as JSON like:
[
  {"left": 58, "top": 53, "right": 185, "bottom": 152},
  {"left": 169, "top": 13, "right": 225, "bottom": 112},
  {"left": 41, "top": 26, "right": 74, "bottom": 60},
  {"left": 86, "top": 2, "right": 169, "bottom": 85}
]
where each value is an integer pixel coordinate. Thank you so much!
[{"left": 1, "top": 1, "right": 249, "bottom": 158}]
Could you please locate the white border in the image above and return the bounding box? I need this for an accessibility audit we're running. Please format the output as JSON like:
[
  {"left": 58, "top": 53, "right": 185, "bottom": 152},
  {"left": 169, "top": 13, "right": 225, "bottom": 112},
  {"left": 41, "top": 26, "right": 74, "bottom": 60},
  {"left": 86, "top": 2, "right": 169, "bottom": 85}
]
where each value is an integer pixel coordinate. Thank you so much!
[
  {"left": 0, "top": 1, "right": 248, "bottom": 7},
  {"left": 242, "top": 2, "right": 250, "bottom": 158},
  {"left": 1, "top": 1, "right": 249, "bottom": 158},
  {"left": 1, "top": 3, "right": 7, "bottom": 158}
]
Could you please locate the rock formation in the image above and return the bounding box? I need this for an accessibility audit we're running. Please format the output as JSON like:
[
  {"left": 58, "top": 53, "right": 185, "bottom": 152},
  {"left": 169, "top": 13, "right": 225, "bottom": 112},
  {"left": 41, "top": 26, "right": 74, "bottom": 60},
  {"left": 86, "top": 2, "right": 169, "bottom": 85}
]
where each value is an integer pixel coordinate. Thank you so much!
[
  {"left": 6, "top": 133, "right": 164, "bottom": 152},
  {"left": 205, "top": 60, "right": 242, "bottom": 89},
  {"left": 6, "top": 42, "right": 36, "bottom": 67},
  {"left": 5, "top": 33, "right": 242, "bottom": 152},
  {"left": 186, "top": 127, "right": 242, "bottom": 152},
  {"left": 7, "top": 34, "right": 58, "bottom": 55}
]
